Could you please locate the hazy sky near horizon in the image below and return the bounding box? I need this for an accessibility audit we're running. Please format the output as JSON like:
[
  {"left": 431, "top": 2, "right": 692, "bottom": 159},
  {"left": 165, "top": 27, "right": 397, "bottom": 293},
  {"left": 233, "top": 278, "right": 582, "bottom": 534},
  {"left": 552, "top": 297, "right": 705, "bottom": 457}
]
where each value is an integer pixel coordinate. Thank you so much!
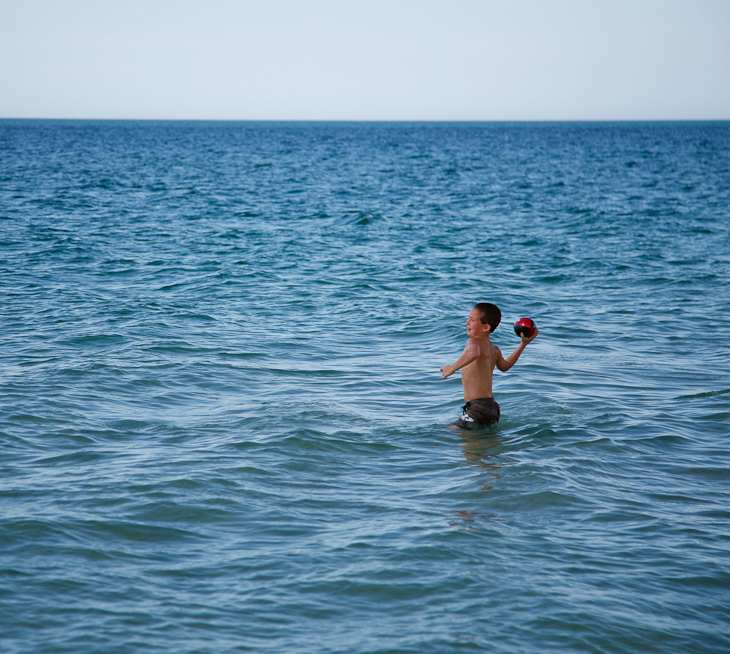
[{"left": 2, "top": 0, "right": 729, "bottom": 121}]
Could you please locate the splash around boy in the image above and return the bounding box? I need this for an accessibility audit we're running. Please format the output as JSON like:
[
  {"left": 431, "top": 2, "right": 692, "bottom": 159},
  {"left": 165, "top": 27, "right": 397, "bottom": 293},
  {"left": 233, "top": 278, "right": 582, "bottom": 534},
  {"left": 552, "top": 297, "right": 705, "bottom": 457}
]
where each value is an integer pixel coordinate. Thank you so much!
[{"left": 440, "top": 302, "right": 538, "bottom": 429}]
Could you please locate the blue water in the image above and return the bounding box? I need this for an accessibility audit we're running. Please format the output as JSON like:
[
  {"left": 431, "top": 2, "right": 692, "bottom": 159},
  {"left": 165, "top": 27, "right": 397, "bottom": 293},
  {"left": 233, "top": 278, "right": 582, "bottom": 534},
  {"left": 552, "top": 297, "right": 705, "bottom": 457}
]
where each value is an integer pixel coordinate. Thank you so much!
[{"left": 1, "top": 120, "right": 729, "bottom": 654}]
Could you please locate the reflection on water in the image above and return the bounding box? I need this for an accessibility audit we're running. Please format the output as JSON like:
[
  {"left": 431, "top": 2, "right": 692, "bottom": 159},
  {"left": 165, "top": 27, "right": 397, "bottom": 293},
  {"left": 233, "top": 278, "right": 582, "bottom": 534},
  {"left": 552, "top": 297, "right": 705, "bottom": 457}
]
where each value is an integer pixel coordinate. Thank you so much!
[
  {"left": 451, "top": 429, "right": 515, "bottom": 532},
  {"left": 460, "top": 428, "right": 504, "bottom": 466}
]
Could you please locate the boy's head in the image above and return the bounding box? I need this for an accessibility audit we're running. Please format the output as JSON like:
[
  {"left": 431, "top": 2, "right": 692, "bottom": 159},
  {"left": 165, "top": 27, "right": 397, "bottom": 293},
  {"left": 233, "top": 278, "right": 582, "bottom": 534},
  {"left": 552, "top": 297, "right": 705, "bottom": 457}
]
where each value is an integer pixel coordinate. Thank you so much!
[{"left": 473, "top": 302, "right": 501, "bottom": 334}]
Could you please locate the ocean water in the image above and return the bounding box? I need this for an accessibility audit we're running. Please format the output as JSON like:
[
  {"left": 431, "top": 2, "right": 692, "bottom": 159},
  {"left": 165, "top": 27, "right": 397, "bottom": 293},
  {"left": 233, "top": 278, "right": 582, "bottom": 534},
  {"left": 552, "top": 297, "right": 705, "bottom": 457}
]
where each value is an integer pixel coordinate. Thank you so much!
[{"left": 1, "top": 120, "right": 729, "bottom": 654}]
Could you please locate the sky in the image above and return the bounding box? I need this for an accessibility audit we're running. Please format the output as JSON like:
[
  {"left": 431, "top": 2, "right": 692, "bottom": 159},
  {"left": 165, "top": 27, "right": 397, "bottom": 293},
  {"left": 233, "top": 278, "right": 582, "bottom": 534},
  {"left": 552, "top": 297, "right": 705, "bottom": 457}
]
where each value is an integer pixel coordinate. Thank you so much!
[{"left": 1, "top": 0, "right": 729, "bottom": 121}]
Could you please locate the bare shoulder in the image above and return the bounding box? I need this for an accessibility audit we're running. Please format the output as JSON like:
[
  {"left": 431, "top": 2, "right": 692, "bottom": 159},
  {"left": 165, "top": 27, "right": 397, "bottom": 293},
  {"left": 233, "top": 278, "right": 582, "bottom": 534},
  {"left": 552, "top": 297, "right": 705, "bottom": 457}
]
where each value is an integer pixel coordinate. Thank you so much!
[{"left": 465, "top": 337, "right": 481, "bottom": 352}]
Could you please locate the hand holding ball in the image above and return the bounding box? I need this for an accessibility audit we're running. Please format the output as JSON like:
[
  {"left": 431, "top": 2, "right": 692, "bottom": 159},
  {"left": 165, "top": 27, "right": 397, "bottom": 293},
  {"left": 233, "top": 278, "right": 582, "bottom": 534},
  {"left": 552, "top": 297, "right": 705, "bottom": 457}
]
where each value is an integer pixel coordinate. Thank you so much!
[{"left": 514, "top": 317, "right": 537, "bottom": 339}]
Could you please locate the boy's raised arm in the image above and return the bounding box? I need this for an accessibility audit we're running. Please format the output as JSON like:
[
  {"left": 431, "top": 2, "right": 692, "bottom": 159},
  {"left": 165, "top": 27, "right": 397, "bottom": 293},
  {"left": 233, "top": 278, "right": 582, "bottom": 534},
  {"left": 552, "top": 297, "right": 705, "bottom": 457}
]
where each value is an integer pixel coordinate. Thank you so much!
[{"left": 496, "top": 329, "right": 539, "bottom": 372}]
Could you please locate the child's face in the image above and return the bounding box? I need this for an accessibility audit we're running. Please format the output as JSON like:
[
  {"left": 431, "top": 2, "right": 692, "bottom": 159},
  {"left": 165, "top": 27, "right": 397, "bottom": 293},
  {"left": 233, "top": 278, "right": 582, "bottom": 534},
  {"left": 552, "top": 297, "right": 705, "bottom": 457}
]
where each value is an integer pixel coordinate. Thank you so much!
[{"left": 466, "top": 308, "right": 490, "bottom": 337}]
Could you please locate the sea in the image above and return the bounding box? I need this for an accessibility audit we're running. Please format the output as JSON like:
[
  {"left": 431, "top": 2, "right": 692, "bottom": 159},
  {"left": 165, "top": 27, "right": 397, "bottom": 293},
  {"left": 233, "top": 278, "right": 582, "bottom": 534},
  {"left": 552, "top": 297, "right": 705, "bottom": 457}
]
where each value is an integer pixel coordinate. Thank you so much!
[{"left": 1, "top": 119, "right": 729, "bottom": 654}]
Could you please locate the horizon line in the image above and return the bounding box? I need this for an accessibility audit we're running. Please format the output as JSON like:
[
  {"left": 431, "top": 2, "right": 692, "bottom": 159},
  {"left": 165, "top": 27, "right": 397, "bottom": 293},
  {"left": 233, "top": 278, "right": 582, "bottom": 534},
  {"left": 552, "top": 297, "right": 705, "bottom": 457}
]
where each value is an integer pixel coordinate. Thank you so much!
[{"left": 2, "top": 116, "right": 729, "bottom": 124}]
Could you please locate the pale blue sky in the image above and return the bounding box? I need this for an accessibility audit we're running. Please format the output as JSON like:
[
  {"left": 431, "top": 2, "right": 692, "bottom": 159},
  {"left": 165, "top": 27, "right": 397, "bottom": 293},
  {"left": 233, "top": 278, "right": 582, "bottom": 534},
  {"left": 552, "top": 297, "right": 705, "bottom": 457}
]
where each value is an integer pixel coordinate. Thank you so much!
[{"left": 1, "top": 0, "right": 728, "bottom": 120}]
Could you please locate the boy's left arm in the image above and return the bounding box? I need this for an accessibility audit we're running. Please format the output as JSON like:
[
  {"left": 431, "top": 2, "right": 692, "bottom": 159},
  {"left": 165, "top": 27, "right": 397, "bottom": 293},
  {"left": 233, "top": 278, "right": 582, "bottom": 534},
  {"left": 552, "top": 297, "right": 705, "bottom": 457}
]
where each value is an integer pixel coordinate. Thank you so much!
[{"left": 496, "top": 329, "right": 539, "bottom": 372}]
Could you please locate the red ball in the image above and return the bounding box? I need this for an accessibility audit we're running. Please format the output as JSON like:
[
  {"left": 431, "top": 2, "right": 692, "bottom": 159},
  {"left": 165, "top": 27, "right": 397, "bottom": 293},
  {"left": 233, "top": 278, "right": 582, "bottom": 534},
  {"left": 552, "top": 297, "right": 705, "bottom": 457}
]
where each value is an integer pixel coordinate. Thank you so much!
[{"left": 514, "top": 317, "right": 536, "bottom": 338}]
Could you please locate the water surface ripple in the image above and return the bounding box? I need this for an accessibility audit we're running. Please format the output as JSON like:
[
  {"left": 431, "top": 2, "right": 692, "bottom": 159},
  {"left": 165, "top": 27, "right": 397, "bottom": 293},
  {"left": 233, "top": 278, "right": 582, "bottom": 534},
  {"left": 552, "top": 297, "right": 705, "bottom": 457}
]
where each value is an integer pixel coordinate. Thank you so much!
[{"left": 1, "top": 120, "right": 729, "bottom": 653}]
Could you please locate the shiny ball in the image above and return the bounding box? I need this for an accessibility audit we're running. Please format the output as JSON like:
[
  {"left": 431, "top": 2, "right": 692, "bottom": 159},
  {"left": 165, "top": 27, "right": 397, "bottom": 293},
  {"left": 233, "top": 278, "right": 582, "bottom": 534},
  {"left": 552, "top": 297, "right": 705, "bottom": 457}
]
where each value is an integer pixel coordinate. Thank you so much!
[{"left": 514, "top": 317, "right": 537, "bottom": 338}]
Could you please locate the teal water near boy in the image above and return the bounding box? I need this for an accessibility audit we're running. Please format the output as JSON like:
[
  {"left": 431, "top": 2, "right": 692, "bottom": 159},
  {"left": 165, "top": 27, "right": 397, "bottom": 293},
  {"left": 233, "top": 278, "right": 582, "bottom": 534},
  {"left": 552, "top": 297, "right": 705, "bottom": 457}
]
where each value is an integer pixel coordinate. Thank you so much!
[{"left": 440, "top": 302, "right": 539, "bottom": 429}]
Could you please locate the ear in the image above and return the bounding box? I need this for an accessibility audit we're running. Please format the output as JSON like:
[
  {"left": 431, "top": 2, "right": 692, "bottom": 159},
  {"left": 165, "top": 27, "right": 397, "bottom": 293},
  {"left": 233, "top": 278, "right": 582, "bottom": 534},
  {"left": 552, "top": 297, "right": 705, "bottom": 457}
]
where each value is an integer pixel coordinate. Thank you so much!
[{"left": 484, "top": 323, "right": 493, "bottom": 334}]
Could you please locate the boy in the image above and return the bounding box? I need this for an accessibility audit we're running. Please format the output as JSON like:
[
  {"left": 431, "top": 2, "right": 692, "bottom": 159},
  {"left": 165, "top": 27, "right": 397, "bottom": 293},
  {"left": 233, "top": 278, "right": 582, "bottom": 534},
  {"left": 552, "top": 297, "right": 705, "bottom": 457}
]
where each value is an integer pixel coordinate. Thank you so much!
[{"left": 440, "top": 302, "right": 538, "bottom": 429}]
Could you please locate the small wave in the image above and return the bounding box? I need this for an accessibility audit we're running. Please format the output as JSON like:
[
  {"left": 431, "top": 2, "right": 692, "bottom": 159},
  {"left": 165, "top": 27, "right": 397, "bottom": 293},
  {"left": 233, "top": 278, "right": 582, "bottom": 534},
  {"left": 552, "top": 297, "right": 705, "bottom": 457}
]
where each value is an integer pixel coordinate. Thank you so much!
[
  {"left": 335, "top": 211, "right": 383, "bottom": 226},
  {"left": 676, "top": 388, "right": 730, "bottom": 400}
]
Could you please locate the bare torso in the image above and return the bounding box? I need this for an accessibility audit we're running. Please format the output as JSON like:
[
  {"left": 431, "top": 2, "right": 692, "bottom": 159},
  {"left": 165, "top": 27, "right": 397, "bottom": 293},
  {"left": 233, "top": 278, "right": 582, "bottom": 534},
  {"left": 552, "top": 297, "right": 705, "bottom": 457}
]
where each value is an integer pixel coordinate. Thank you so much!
[{"left": 460, "top": 337, "right": 502, "bottom": 402}]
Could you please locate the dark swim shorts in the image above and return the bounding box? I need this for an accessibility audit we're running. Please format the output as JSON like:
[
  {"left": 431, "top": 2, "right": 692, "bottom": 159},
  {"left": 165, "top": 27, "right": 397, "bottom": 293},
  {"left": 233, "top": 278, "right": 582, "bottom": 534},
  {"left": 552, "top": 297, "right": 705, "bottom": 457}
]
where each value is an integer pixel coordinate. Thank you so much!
[{"left": 454, "top": 397, "right": 500, "bottom": 430}]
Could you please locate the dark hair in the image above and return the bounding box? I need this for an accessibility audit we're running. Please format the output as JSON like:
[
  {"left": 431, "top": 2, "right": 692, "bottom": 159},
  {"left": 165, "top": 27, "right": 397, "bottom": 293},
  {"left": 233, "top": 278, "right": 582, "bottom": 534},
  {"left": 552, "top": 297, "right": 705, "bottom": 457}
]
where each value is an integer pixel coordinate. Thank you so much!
[{"left": 474, "top": 302, "right": 501, "bottom": 332}]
